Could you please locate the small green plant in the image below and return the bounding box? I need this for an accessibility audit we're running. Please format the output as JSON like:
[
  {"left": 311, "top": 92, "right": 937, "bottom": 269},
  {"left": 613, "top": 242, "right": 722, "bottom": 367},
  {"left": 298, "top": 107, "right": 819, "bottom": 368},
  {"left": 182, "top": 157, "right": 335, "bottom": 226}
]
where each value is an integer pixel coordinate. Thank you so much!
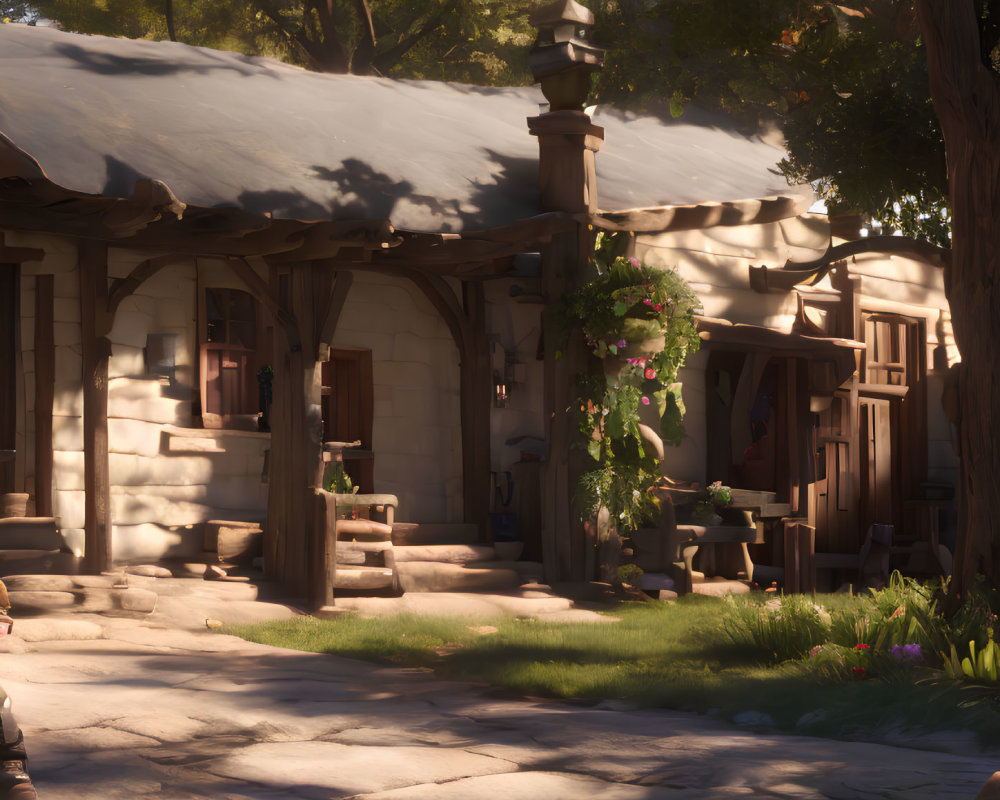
[
  {"left": 617, "top": 563, "right": 644, "bottom": 586},
  {"left": 943, "top": 632, "right": 1000, "bottom": 683},
  {"left": 324, "top": 463, "right": 356, "bottom": 495},
  {"left": 722, "top": 593, "right": 831, "bottom": 664}
]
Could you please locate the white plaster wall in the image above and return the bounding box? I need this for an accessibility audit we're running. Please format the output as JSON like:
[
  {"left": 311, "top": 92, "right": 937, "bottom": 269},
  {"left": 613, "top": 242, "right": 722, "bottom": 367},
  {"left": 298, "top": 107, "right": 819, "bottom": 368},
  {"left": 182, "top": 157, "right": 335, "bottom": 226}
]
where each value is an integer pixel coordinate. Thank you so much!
[
  {"left": 333, "top": 271, "right": 462, "bottom": 523},
  {"left": 10, "top": 235, "right": 269, "bottom": 561}
]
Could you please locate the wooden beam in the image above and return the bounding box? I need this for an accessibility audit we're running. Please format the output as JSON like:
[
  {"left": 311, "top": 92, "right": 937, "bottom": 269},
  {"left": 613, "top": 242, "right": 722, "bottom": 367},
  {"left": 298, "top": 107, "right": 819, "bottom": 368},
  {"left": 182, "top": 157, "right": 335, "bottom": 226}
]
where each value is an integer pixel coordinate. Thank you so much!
[
  {"left": 404, "top": 271, "right": 467, "bottom": 354},
  {"left": 317, "top": 271, "right": 354, "bottom": 356},
  {"left": 108, "top": 255, "right": 179, "bottom": 317},
  {"left": 227, "top": 257, "right": 302, "bottom": 352},
  {"left": 33, "top": 274, "right": 54, "bottom": 516},
  {"left": 0, "top": 263, "right": 16, "bottom": 495},
  {"left": 79, "top": 241, "right": 112, "bottom": 573}
]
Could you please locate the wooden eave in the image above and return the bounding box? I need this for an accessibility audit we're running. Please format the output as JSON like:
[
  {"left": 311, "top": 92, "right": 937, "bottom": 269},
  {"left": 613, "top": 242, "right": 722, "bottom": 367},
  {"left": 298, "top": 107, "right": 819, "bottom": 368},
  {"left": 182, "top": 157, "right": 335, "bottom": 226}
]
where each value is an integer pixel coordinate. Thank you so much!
[
  {"left": 749, "top": 235, "right": 952, "bottom": 294},
  {"left": 589, "top": 194, "right": 808, "bottom": 235},
  {"left": 0, "top": 165, "right": 576, "bottom": 277},
  {"left": 696, "top": 315, "right": 864, "bottom": 387}
]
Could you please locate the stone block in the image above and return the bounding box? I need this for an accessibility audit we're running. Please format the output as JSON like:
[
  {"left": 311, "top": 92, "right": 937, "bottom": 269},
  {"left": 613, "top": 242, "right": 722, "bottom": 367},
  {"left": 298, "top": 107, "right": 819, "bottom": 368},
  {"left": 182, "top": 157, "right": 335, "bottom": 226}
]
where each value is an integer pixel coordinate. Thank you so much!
[
  {"left": 112, "top": 587, "right": 158, "bottom": 613},
  {"left": 108, "top": 418, "right": 164, "bottom": 457},
  {"left": 53, "top": 489, "right": 85, "bottom": 530},
  {"left": 204, "top": 521, "right": 263, "bottom": 563},
  {"left": 109, "top": 309, "right": 152, "bottom": 348},
  {"left": 110, "top": 453, "right": 213, "bottom": 487},
  {"left": 0, "top": 518, "right": 64, "bottom": 550},
  {"left": 52, "top": 321, "right": 81, "bottom": 347},
  {"left": 71, "top": 575, "right": 116, "bottom": 589},
  {"left": 372, "top": 360, "right": 433, "bottom": 388},
  {"left": 111, "top": 523, "right": 201, "bottom": 561},
  {"left": 54, "top": 346, "right": 83, "bottom": 385},
  {"left": 15, "top": 618, "right": 103, "bottom": 641},
  {"left": 108, "top": 345, "right": 146, "bottom": 379},
  {"left": 393, "top": 544, "right": 493, "bottom": 564},
  {"left": 52, "top": 450, "right": 85, "bottom": 490},
  {"left": 8, "top": 590, "right": 77, "bottom": 613},
  {"left": 2, "top": 574, "right": 75, "bottom": 592},
  {"left": 52, "top": 415, "right": 84, "bottom": 452},
  {"left": 125, "top": 564, "right": 173, "bottom": 578},
  {"left": 52, "top": 390, "right": 83, "bottom": 417},
  {"left": 396, "top": 562, "right": 519, "bottom": 593}
]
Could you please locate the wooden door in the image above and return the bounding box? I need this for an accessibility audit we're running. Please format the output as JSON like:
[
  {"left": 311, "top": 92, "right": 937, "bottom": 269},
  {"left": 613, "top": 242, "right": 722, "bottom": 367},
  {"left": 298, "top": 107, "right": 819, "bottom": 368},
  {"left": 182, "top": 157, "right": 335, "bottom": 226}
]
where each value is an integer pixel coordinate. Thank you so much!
[
  {"left": 813, "top": 391, "right": 859, "bottom": 553},
  {"left": 321, "top": 348, "right": 374, "bottom": 493},
  {"left": 858, "top": 313, "right": 927, "bottom": 542}
]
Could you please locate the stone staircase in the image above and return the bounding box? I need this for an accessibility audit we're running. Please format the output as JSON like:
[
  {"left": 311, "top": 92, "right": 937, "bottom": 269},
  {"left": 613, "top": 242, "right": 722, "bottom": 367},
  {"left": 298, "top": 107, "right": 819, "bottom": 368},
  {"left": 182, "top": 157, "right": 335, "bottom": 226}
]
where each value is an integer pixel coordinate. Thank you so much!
[{"left": 389, "top": 523, "right": 543, "bottom": 593}]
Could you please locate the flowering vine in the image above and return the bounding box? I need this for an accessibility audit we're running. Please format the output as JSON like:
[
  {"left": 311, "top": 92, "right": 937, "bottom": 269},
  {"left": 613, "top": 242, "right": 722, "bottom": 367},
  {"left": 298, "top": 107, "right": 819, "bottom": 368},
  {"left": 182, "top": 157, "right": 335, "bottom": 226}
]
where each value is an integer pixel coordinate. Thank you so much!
[{"left": 549, "top": 232, "right": 701, "bottom": 531}]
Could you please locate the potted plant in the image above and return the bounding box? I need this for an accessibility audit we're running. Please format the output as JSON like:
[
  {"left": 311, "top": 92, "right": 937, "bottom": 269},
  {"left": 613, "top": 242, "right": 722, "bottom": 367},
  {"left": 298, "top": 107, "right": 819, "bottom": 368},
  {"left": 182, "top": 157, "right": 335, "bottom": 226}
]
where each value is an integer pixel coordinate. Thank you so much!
[
  {"left": 692, "top": 481, "right": 732, "bottom": 525},
  {"left": 549, "top": 233, "right": 702, "bottom": 581}
]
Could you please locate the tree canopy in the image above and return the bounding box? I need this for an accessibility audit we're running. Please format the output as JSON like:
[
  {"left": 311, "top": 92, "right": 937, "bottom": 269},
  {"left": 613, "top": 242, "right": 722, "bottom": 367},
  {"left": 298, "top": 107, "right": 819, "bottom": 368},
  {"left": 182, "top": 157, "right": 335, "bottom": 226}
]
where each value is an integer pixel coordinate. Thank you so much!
[
  {"left": 20, "top": 0, "right": 536, "bottom": 84},
  {"left": 590, "top": 0, "right": 949, "bottom": 245}
]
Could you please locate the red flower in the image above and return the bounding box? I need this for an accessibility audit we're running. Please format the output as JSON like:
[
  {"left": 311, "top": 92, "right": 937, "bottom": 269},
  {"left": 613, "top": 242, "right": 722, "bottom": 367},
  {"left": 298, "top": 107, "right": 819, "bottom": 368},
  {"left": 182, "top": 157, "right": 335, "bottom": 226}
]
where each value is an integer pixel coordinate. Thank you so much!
[
  {"left": 644, "top": 367, "right": 656, "bottom": 379},
  {"left": 854, "top": 643, "right": 870, "bottom": 650},
  {"left": 851, "top": 667, "right": 867, "bottom": 680}
]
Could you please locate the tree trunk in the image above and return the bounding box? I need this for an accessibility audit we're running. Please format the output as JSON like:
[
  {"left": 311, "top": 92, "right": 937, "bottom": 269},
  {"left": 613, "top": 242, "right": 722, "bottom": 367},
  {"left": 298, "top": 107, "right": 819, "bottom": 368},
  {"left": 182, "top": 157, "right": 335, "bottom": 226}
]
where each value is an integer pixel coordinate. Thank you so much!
[{"left": 918, "top": 0, "right": 1000, "bottom": 606}]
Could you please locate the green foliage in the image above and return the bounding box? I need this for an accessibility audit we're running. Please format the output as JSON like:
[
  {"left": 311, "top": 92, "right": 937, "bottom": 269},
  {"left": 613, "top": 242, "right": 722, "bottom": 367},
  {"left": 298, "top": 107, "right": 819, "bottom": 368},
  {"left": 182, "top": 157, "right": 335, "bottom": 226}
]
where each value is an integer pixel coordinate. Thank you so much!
[
  {"left": 323, "top": 462, "right": 356, "bottom": 494},
  {"left": 25, "top": 0, "right": 536, "bottom": 81},
  {"left": 230, "top": 596, "right": 1000, "bottom": 745},
  {"left": 943, "top": 633, "right": 1000, "bottom": 683},
  {"left": 550, "top": 233, "right": 701, "bottom": 531},
  {"left": 590, "top": 0, "right": 949, "bottom": 244},
  {"left": 722, "top": 593, "right": 831, "bottom": 663},
  {"left": 617, "top": 563, "right": 643, "bottom": 586}
]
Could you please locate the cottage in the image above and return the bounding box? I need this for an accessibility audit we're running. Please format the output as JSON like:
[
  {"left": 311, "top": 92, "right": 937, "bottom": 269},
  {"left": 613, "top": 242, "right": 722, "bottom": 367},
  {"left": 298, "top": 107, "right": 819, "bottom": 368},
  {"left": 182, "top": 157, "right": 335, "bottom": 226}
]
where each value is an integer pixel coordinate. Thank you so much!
[{"left": 0, "top": 6, "right": 955, "bottom": 600}]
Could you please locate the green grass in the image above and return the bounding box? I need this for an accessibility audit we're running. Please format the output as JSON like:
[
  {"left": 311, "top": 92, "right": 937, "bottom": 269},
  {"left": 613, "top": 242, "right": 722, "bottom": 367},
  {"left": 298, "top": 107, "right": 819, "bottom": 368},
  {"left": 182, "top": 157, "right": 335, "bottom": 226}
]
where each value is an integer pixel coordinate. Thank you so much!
[{"left": 228, "top": 594, "right": 1000, "bottom": 747}]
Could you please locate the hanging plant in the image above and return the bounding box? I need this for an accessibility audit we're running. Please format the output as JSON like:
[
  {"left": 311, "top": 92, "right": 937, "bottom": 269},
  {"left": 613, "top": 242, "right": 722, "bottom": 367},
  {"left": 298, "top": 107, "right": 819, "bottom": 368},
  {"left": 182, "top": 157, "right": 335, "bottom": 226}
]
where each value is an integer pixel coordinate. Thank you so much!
[{"left": 549, "top": 232, "right": 702, "bottom": 532}]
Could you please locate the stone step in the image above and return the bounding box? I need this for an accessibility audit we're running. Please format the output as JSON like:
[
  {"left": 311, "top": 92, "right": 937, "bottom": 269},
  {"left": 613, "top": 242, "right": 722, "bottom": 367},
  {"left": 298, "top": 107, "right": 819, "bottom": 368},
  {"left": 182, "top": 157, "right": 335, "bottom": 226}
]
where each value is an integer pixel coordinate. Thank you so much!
[
  {"left": 393, "top": 544, "right": 494, "bottom": 565},
  {"left": 334, "top": 565, "right": 396, "bottom": 590},
  {"left": 336, "top": 541, "right": 393, "bottom": 567},
  {"left": 0, "top": 551, "right": 81, "bottom": 577},
  {"left": 396, "top": 562, "right": 521, "bottom": 593},
  {"left": 337, "top": 519, "right": 393, "bottom": 541},
  {"left": 0, "top": 518, "right": 64, "bottom": 550},
  {"left": 391, "top": 523, "right": 480, "bottom": 546}
]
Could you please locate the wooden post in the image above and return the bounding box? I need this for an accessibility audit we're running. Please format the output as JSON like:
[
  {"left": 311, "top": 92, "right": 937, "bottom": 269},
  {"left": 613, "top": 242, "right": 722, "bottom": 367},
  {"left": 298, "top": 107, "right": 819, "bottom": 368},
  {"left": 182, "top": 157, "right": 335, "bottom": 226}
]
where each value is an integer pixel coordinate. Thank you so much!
[
  {"left": 0, "top": 263, "right": 17, "bottom": 496},
  {"left": 33, "top": 274, "right": 54, "bottom": 517},
  {"left": 460, "top": 281, "right": 492, "bottom": 538},
  {"left": 79, "top": 242, "right": 113, "bottom": 573},
  {"left": 529, "top": 110, "right": 604, "bottom": 582}
]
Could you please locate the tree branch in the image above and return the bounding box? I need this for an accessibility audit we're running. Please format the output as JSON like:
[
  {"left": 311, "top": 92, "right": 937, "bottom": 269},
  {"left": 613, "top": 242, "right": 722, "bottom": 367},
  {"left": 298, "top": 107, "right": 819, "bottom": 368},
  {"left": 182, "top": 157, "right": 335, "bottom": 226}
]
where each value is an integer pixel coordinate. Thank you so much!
[{"left": 370, "top": 0, "right": 459, "bottom": 74}]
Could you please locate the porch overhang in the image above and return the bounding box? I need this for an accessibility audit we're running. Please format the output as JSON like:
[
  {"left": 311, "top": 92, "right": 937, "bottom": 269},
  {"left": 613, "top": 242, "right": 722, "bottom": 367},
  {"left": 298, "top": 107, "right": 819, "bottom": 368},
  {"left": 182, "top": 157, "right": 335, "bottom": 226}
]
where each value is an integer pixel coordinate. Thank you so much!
[{"left": 696, "top": 316, "right": 864, "bottom": 391}]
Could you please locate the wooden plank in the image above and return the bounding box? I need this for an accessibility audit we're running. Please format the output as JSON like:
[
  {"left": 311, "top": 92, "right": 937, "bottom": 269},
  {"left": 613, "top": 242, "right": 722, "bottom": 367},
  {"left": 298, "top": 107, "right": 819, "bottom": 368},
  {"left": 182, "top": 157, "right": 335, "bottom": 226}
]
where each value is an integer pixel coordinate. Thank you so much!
[
  {"left": 79, "top": 241, "right": 112, "bottom": 573},
  {"left": 33, "top": 273, "right": 54, "bottom": 516}
]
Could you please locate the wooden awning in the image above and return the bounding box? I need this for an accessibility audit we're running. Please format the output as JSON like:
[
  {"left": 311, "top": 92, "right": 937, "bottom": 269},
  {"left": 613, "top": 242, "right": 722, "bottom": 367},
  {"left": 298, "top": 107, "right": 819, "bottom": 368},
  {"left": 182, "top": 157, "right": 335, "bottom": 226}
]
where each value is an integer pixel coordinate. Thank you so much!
[{"left": 696, "top": 316, "right": 864, "bottom": 390}]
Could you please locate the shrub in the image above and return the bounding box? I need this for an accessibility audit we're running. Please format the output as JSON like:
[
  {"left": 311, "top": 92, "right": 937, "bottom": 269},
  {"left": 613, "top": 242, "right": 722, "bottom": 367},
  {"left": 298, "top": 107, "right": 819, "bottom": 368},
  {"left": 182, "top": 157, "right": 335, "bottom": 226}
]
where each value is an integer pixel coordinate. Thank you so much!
[{"left": 722, "top": 593, "right": 830, "bottom": 663}]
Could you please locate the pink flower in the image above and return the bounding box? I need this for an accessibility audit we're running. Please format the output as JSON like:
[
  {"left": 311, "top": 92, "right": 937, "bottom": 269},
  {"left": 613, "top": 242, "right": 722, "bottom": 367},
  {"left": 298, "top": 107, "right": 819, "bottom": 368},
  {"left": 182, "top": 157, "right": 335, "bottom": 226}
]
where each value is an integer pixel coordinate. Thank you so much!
[
  {"left": 643, "top": 298, "right": 652, "bottom": 306},
  {"left": 653, "top": 303, "right": 663, "bottom": 311},
  {"left": 628, "top": 257, "right": 641, "bottom": 268},
  {"left": 641, "top": 396, "right": 650, "bottom": 406},
  {"left": 617, "top": 338, "right": 627, "bottom": 348},
  {"left": 644, "top": 367, "right": 656, "bottom": 379}
]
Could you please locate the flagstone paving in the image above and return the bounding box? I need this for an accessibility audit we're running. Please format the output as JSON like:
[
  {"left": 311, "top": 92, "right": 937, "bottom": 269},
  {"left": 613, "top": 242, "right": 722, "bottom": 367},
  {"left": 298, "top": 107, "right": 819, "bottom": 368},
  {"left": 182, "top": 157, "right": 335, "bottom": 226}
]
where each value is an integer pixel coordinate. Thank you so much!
[{"left": 0, "top": 576, "right": 996, "bottom": 799}]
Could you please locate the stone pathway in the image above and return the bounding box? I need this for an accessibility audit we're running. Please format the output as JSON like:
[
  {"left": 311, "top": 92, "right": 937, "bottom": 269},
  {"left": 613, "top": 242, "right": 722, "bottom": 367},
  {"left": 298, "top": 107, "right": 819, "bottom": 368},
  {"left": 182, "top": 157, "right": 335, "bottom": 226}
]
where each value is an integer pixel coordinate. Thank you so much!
[{"left": 0, "top": 576, "right": 996, "bottom": 799}]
